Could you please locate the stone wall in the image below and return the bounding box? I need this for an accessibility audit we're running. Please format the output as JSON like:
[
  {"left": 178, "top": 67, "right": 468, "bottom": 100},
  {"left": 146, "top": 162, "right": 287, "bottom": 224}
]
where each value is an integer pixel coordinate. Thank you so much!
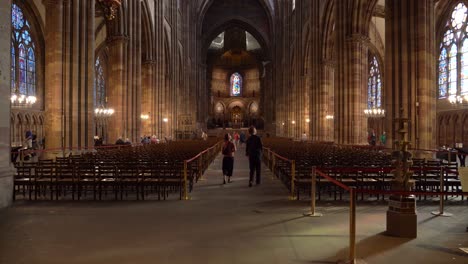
[{"left": 0, "top": 0, "right": 13, "bottom": 208}]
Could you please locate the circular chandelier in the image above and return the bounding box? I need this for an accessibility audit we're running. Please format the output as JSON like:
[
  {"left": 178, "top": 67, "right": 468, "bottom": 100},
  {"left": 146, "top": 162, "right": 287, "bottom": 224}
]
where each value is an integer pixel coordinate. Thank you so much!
[
  {"left": 11, "top": 93, "right": 37, "bottom": 107},
  {"left": 364, "top": 107, "right": 385, "bottom": 118},
  {"left": 95, "top": 107, "right": 114, "bottom": 117},
  {"left": 98, "top": 0, "right": 122, "bottom": 20},
  {"left": 141, "top": 114, "right": 149, "bottom": 120},
  {"left": 325, "top": 115, "right": 334, "bottom": 120}
]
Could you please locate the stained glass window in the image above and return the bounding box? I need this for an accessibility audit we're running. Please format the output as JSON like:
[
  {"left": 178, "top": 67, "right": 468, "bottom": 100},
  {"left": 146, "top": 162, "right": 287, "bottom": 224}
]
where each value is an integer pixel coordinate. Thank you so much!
[
  {"left": 438, "top": 3, "right": 468, "bottom": 99},
  {"left": 367, "top": 55, "right": 382, "bottom": 108},
  {"left": 11, "top": 3, "right": 36, "bottom": 97},
  {"left": 230, "top": 72, "right": 242, "bottom": 97},
  {"left": 95, "top": 56, "right": 106, "bottom": 107}
]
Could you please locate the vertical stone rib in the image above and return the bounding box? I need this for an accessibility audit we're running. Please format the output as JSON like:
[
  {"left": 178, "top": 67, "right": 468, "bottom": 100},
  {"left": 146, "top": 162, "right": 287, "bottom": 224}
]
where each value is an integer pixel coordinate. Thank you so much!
[
  {"left": 385, "top": 0, "right": 436, "bottom": 153},
  {"left": 44, "top": 0, "right": 64, "bottom": 153}
]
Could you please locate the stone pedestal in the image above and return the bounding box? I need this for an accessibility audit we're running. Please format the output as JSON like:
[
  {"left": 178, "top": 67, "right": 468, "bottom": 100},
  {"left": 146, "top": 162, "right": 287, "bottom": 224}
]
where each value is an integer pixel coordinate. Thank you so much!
[{"left": 386, "top": 195, "right": 417, "bottom": 238}]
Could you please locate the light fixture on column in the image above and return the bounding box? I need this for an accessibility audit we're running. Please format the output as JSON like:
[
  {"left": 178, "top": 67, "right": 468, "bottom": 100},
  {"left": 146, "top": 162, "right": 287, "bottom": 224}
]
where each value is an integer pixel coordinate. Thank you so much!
[
  {"left": 10, "top": 92, "right": 37, "bottom": 107},
  {"left": 141, "top": 113, "right": 149, "bottom": 120},
  {"left": 98, "top": 0, "right": 122, "bottom": 20},
  {"left": 291, "top": 120, "right": 296, "bottom": 124},
  {"left": 448, "top": 95, "right": 468, "bottom": 104},
  {"left": 94, "top": 107, "right": 114, "bottom": 117},
  {"left": 325, "top": 115, "right": 334, "bottom": 120},
  {"left": 306, "top": 118, "right": 310, "bottom": 123},
  {"left": 163, "top": 117, "right": 169, "bottom": 123}
]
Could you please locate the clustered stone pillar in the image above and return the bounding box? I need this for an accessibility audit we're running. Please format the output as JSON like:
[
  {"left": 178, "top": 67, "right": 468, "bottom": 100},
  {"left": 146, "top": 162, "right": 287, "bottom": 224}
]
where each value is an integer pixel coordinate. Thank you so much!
[
  {"left": 384, "top": 0, "right": 436, "bottom": 153},
  {"left": 334, "top": 0, "right": 373, "bottom": 145},
  {"left": 44, "top": 0, "right": 64, "bottom": 155},
  {"left": 0, "top": 0, "right": 13, "bottom": 208},
  {"left": 319, "top": 60, "right": 335, "bottom": 142},
  {"left": 107, "top": 35, "right": 126, "bottom": 143}
]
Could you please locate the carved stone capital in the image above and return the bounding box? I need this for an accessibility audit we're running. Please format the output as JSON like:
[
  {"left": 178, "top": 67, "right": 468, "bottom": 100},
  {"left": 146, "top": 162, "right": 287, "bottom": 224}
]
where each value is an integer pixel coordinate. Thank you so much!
[
  {"left": 321, "top": 60, "right": 336, "bottom": 68},
  {"left": 345, "top": 34, "right": 370, "bottom": 44},
  {"left": 142, "top": 60, "right": 157, "bottom": 65},
  {"left": 106, "top": 35, "right": 129, "bottom": 46},
  {"left": 42, "top": 0, "right": 63, "bottom": 7}
]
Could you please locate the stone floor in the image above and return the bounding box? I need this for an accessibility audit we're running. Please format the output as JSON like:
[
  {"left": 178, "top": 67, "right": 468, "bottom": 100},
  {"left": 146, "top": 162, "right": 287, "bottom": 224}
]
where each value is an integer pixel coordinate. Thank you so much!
[{"left": 0, "top": 144, "right": 467, "bottom": 264}]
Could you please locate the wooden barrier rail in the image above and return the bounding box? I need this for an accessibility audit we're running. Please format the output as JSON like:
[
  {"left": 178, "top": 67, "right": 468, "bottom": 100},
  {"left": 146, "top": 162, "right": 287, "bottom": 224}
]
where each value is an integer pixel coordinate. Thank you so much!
[{"left": 263, "top": 147, "right": 296, "bottom": 200}]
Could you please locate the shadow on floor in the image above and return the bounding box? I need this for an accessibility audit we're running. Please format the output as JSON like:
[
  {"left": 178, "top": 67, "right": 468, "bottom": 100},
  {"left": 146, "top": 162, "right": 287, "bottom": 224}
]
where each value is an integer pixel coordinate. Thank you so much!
[{"left": 322, "top": 231, "right": 412, "bottom": 263}]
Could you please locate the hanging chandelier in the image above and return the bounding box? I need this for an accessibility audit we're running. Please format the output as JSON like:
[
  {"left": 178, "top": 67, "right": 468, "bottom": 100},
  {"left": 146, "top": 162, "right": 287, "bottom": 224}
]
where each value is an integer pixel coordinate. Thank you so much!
[
  {"left": 364, "top": 107, "right": 385, "bottom": 118},
  {"left": 95, "top": 107, "right": 114, "bottom": 117},
  {"left": 98, "top": 0, "right": 122, "bottom": 20},
  {"left": 11, "top": 93, "right": 37, "bottom": 107}
]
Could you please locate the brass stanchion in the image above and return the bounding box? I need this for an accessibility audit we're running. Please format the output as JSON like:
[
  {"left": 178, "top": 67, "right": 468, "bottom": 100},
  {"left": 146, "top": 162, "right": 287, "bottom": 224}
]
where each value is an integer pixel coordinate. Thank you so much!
[
  {"left": 349, "top": 187, "right": 356, "bottom": 263},
  {"left": 183, "top": 160, "right": 189, "bottom": 200},
  {"left": 198, "top": 153, "right": 205, "bottom": 181},
  {"left": 289, "top": 160, "right": 296, "bottom": 200},
  {"left": 304, "top": 166, "right": 323, "bottom": 217},
  {"left": 432, "top": 167, "right": 453, "bottom": 217},
  {"left": 272, "top": 155, "right": 276, "bottom": 178}
]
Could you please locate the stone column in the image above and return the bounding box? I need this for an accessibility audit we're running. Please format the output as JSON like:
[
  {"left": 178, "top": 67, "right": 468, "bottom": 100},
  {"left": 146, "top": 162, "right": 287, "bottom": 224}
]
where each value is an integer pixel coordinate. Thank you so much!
[
  {"left": 141, "top": 61, "right": 154, "bottom": 136},
  {"left": 0, "top": 0, "right": 13, "bottom": 208},
  {"left": 385, "top": 0, "right": 436, "bottom": 153},
  {"left": 44, "top": 0, "right": 64, "bottom": 154},
  {"left": 319, "top": 61, "right": 335, "bottom": 141},
  {"left": 334, "top": 0, "right": 371, "bottom": 145},
  {"left": 107, "top": 35, "right": 127, "bottom": 143}
]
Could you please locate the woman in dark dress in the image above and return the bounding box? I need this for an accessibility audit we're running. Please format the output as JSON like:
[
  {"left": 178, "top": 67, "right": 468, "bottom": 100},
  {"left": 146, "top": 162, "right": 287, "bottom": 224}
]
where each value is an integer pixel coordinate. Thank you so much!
[{"left": 222, "top": 133, "right": 236, "bottom": 184}]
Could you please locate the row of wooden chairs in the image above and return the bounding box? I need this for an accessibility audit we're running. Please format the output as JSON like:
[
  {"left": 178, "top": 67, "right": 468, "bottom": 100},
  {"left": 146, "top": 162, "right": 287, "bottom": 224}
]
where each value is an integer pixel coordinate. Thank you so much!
[
  {"left": 263, "top": 138, "right": 463, "bottom": 201},
  {"left": 14, "top": 140, "right": 221, "bottom": 201}
]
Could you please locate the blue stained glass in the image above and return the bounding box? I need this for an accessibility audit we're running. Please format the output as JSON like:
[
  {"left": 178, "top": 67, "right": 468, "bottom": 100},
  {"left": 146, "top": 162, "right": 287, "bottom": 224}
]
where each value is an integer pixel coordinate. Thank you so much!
[
  {"left": 11, "top": 4, "right": 36, "bottom": 97},
  {"left": 440, "top": 83, "right": 447, "bottom": 98},
  {"left": 11, "top": 4, "right": 24, "bottom": 30},
  {"left": 11, "top": 46, "right": 15, "bottom": 92},
  {"left": 95, "top": 56, "right": 106, "bottom": 106},
  {"left": 230, "top": 73, "right": 242, "bottom": 96},
  {"left": 367, "top": 55, "right": 382, "bottom": 108}
]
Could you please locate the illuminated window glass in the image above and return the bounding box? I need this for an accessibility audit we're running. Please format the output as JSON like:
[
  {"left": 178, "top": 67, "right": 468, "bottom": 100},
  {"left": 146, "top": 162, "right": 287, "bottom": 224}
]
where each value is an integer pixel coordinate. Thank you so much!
[
  {"left": 230, "top": 72, "right": 242, "bottom": 97},
  {"left": 367, "top": 55, "right": 382, "bottom": 108}
]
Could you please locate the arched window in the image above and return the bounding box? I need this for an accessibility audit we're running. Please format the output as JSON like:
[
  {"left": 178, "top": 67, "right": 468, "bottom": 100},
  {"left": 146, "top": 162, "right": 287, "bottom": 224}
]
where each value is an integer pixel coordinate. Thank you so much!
[
  {"left": 367, "top": 54, "right": 382, "bottom": 108},
  {"left": 95, "top": 56, "right": 106, "bottom": 107},
  {"left": 438, "top": 3, "right": 468, "bottom": 100},
  {"left": 11, "top": 3, "right": 36, "bottom": 99},
  {"left": 230, "top": 72, "right": 242, "bottom": 96}
]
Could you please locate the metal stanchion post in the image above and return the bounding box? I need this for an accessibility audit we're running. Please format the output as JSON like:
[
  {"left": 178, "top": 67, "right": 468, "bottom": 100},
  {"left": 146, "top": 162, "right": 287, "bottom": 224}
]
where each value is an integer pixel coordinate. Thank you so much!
[
  {"left": 289, "top": 160, "right": 296, "bottom": 200},
  {"left": 198, "top": 153, "right": 203, "bottom": 181},
  {"left": 349, "top": 187, "right": 356, "bottom": 264},
  {"left": 183, "top": 160, "right": 189, "bottom": 200},
  {"left": 304, "top": 166, "right": 323, "bottom": 217},
  {"left": 432, "top": 167, "right": 452, "bottom": 216},
  {"left": 272, "top": 155, "right": 276, "bottom": 178}
]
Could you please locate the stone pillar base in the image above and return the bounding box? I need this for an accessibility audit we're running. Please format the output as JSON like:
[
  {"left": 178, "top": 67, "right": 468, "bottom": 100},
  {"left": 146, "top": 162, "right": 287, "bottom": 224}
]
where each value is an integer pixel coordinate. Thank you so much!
[
  {"left": 386, "top": 195, "right": 417, "bottom": 238},
  {"left": 0, "top": 168, "right": 14, "bottom": 209}
]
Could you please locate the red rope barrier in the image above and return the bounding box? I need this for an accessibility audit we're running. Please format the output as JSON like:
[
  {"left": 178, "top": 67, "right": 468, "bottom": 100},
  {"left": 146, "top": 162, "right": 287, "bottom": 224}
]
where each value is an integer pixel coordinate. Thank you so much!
[
  {"left": 355, "top": 188, "right": 468, "bottom": 197},
  {"left": 315, "top": 169, "right": 351, "bottom": 191},
  {"left": 315, "top": 169, "right": 468, "bottom": 197}
]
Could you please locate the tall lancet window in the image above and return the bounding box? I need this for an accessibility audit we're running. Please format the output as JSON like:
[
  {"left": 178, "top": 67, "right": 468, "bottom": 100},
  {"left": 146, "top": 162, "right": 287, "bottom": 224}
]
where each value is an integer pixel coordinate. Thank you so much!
[
  {"left": 438, "top": 3, "right": 468, "bottom": 101},
  {"left": 11, "top": 3, "right": 36, "bottom": 100},
  {"left": 95, "top": 56, "right": 106, "bottom": 107},
  {"left": 230, "top": 72, "right": 242, "bottom": 97},
  {"left": 367, "top": 55, "right": 382, "bottom": 109}
]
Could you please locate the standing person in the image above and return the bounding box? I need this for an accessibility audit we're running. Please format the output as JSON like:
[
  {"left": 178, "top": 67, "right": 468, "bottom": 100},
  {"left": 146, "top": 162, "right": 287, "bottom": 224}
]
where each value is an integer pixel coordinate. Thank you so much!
[
  {"left": 233, "top": 132, "right": 240, "bottom": 148},
  {"left": 239, "top": 131, "right": 246, "bottom": 147},
  {"left": 301, "top": 132, "right": 307, "bottom": 141},
  {"left": 369, "top": 129, "right": 377, "bottom": 146},
  {"left": 380, "top": 131, "right": 387, "bottom": 146},
  {"left": 222, "top": 133, "right": 236, "bottom": 184},
  {"left": 246, "top": 126, "right": 263, "bottom": 187}
]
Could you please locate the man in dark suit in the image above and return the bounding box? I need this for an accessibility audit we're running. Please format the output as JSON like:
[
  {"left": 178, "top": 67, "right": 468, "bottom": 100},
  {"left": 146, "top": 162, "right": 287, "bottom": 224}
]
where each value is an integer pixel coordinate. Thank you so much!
[{"left": 246, "top": 126, "right": 263, "bottom": 187}]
